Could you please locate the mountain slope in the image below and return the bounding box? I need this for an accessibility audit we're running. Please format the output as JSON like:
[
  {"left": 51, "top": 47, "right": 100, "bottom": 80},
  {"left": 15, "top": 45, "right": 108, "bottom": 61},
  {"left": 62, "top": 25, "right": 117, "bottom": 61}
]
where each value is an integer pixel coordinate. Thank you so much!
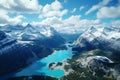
[
  {"left": 0, "top": 30, "right": 53, "bottom": 76},
  {"left": 74, "top": 26, "right": 120, "bottom": 52}
]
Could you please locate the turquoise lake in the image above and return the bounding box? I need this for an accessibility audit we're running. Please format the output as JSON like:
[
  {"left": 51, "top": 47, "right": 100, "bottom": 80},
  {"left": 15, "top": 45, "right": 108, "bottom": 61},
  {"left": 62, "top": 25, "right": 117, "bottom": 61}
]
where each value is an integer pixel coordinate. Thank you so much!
[{"left": 15, "top": 43, "right": 73, "bottom": 78}]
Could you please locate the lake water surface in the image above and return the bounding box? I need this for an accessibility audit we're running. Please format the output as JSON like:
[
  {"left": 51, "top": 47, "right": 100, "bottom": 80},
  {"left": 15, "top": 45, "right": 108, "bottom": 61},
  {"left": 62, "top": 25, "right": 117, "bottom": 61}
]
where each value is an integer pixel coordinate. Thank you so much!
[{"left": 15, "top": 43, "right": 73, "bottom": 78}]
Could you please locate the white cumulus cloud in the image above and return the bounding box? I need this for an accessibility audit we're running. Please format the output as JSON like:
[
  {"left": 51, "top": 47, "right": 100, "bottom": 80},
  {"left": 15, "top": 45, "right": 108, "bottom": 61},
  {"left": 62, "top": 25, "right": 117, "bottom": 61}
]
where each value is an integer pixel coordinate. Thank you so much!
[
  {"left": 85, "top": 0, "right": 110, "bottom": 15},
  {"left": 97, "top": 6, "right": 120, "bottom": 18},
  {"left": 32, "top": 15, "right": 102, "bottom": 34},
  {"left": 71, "top": 8, "right": 76, "bottom": 13},
  {"left": 0, "top": 12, "right": 24, "bottom": 26},
  {"left": 0, "top": 0, "right": 41, "bottom": 25},
  {"left": 39, "top": 0, "right": 68, "bottom": 18},
  {"left": 80, "top": 6, "right": 85, "bottom": 11},
  {"left": 111, "top": 20, "right": 120, "bottom": 27},
  {"left": 0, "top": 0, "right": 41, "bottom": 13}
]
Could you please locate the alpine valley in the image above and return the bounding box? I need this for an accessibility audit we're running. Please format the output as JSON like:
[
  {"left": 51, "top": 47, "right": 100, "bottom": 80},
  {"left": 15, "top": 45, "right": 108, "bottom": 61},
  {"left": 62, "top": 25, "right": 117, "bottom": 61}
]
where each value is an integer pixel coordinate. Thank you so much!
[
  {"left": 0, "top": 24, "right": 120, "bottom": 80},
  {"left": 0, "top": 0, "right": 120, "bottom": 80}
]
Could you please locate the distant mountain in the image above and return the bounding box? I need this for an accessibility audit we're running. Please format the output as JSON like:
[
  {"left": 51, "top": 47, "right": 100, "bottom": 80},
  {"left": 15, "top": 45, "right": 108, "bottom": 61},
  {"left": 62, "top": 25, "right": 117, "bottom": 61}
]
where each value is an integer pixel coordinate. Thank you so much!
[
  {"left": 0, "top": 30, "right": 53, "bottom": 76},
  {"left": 0, "top": 24, "right": 65, "bottom": 48},
  {"left": 73, "top": 26, "right": 120, "bottom": 52},
  {"left": 60, "top": 33, "right": 81, "bottom": 43}
]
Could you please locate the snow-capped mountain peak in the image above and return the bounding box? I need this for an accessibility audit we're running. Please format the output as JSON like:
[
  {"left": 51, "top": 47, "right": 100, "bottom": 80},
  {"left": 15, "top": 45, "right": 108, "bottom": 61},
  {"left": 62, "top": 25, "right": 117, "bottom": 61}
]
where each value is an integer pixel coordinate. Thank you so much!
[
  {"left": 0, "top": 24, "right": 65, "bottom": 48},
  {"left": 74, "top": 26, "right": 120, "bottom": 52}
]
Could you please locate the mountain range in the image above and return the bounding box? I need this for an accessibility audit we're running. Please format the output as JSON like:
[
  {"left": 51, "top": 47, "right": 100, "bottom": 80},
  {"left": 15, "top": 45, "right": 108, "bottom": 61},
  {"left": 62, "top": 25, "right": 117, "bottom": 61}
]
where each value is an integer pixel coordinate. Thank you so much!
[
  {"left": 0, "top": 24, "right": 66, "bottom": 76},
  {"left": 0, "top": 24, "right": 65, "bottom": 48},
  {"left": 0, "top": 24, "right": 120, "bottom": 80},
  {"left": 73, "top": 26, "right": 120, "bottom": 61}
]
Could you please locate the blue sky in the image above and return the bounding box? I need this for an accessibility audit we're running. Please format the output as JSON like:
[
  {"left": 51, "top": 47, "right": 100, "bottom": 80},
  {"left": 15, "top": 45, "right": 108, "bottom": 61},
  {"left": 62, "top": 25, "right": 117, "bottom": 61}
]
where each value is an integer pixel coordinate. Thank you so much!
[{"left": 0, "top": 0, "right": 120, "bottom": 34}]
